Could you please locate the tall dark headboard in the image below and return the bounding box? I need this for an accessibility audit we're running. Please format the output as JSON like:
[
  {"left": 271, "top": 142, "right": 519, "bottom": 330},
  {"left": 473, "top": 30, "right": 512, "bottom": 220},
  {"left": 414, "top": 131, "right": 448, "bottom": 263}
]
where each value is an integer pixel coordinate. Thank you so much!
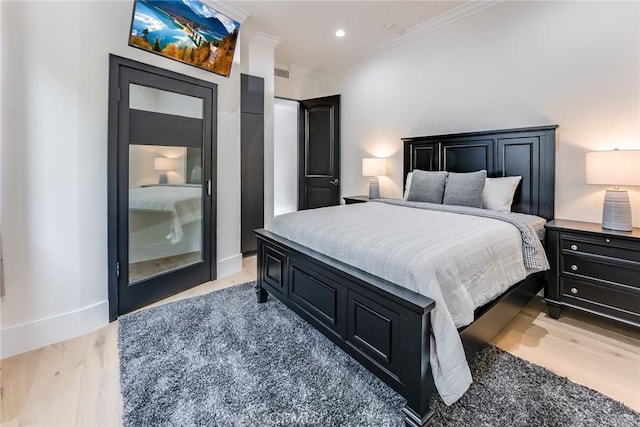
[{"left": 402, "top": 125, "right": 557, "bottom": 220}]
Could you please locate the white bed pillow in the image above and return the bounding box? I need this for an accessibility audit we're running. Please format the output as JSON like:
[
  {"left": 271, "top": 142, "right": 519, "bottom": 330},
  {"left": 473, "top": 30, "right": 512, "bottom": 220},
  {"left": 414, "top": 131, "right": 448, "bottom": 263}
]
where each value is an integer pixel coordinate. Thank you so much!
[{"left": 482, "top": 176, "right": 522, "bottom": 212}]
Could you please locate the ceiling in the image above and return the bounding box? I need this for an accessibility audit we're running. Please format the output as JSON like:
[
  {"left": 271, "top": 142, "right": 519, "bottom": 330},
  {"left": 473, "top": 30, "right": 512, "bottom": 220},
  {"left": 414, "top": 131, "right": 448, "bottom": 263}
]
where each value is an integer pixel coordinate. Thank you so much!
[{"left": 235, "top": 1, "right": 471, "bottom": 75}]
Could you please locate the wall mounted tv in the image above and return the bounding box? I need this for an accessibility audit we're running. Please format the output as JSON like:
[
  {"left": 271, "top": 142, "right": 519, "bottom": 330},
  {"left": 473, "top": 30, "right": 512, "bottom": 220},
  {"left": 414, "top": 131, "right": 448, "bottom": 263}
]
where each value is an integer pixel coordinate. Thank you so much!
[{"left": 129, "top": 0, "right": 240, "bottom": 77}]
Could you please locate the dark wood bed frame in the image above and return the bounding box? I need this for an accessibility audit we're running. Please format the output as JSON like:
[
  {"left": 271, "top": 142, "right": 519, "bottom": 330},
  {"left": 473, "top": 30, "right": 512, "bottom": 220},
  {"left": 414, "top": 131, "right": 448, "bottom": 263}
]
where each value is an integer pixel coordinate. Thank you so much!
[{"left": 255, "top": 125, "right": 557, "bottom": 426}]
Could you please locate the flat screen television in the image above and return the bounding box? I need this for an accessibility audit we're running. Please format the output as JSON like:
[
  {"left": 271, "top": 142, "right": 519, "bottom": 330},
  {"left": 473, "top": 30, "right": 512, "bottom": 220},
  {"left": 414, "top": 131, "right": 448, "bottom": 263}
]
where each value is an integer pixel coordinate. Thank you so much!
[{"left": 129, "top": 0, "right": 240, "bottom": 77}]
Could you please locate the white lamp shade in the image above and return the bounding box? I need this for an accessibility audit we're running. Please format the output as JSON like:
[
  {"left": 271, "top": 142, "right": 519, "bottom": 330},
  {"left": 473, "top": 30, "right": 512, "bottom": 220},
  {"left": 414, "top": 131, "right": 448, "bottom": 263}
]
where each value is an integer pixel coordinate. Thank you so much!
[
  {"left": 362, "top": 158, "right": 387, "bottom": 177},
  {"left": 586, "top": 150, "right": 640, "bottom": 186},
  {"left": 154, "top": 157, "right": 175, "bottom": 171}
]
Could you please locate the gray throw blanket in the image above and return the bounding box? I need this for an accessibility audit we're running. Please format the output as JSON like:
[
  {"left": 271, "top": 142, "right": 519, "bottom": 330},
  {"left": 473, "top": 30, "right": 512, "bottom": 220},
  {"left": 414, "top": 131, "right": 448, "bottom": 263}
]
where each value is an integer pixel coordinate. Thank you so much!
[{"left": 374, "top": 199, "right": 550, "bottom": 271}]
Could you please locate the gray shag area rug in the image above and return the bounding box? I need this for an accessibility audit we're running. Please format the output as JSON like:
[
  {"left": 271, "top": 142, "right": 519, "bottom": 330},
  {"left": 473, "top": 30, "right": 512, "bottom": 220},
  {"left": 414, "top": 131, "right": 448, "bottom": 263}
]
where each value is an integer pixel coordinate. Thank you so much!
[{"left": 119, "top": 282, "right": 639, "bottom": 426}]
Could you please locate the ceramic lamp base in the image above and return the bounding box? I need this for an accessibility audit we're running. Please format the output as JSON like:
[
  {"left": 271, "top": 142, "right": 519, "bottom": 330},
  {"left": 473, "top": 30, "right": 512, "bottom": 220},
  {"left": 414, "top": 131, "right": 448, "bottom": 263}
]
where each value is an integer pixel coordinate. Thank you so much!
[
  {"left": 158, "top": 172, "right": 168, "bottom": 185},
  {"left": 368, "top": 177, "right": 380, "bottom": 199},
  {"left": 602, "top": 189, "right": 632, "bottom": 231}
]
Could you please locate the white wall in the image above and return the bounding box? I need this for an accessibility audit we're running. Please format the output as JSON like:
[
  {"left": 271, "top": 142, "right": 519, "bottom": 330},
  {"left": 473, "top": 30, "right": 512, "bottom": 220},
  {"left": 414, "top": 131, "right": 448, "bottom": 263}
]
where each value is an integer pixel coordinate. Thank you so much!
[
  {"left": 275, "top": 67, "right": 316, "bottom": 101},
  {"left": 0, "top": 0, "right": 250, "bottom": 357},
  {"left": 274, "top": 99, "right": 299, "bottom": 216},
  {"left": 280, "top": 1, "right": 640, "bottom": 226},
  {"left": 0, "top": 0, "right": 4, "bottom": 298},
  {"left": 129, "top": 146, "right": 188, "bottom": 187}
]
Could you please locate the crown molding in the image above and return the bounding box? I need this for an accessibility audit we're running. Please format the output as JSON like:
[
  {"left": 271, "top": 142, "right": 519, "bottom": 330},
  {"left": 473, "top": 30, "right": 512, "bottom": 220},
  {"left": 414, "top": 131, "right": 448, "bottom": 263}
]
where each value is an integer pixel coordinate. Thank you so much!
[
  {"left": 244, "top": 30, "right": 281, "bottom": 48},
  {"left": 295, "top": 0, "right": 503, "bottom": 78},
  {"left": 207, "top": 1, "right": 250, "bottom": 24},
  {"left": 289, "top": 64, "right": 315, "bottom": 78}
]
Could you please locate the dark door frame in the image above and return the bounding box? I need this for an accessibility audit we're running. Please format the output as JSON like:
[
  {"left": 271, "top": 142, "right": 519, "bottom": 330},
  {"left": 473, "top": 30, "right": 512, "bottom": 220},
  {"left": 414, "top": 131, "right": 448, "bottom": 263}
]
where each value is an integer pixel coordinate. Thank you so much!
[
  {"left": 298, "top": 95, "right": 341, "bottom": 210},
  {"left": 107, "top": 55, "right": 217, "bottom": 321}
]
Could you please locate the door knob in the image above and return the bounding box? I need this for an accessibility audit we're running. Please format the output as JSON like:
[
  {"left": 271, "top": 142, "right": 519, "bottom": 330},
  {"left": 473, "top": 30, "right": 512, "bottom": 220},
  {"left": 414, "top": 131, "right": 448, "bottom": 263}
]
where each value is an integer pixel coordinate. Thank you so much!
[{"left": 329, "top": 179, "right": 339, "bottom": 186}]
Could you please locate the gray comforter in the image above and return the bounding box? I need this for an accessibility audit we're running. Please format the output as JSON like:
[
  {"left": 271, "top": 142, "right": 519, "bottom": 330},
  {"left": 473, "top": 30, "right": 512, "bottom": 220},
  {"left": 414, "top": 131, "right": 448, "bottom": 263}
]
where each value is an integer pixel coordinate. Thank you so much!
[{"left": 267, "top": 200, "right": 549, "bottom": 405}]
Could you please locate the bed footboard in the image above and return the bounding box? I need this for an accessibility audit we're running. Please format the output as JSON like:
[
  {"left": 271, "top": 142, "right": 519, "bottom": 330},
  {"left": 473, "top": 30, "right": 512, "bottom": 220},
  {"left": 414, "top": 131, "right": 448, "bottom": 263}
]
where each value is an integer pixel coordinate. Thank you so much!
[{"left": 255, "top": 229, "right": 436, "bottom": 426}]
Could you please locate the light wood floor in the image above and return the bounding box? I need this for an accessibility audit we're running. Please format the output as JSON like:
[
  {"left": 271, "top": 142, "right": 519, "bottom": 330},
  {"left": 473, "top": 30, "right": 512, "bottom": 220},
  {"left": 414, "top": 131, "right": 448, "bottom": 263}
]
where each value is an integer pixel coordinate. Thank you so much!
[{"left": 2, "top": 256, "right": 638, "bottom": 425}]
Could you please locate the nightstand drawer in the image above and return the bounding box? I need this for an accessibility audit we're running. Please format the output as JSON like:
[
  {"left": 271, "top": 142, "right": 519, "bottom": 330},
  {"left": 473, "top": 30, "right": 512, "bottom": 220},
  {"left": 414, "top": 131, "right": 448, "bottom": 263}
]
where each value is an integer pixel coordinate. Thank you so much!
[
  {"left": 561, "top": 254, "right": 640, "bottom": 288},
  {"left": 545, "top": 220, "right": 640, "bottom": 327},
  {"left": 561, "top": 278, "right": 640, "bottom": 320},
  {"left": 561, "top": 236, "right": 640, "bottom": 262}
]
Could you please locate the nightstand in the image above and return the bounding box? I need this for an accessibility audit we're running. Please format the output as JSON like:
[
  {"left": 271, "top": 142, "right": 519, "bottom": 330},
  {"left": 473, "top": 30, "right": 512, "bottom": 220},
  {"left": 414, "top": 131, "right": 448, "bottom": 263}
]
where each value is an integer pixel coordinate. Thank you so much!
[
  {"left": 343, "top": 195, "right": 369, "bottom": 204},
  {"left": 545, "top": 219, "right": 640, "bottom": 327}
]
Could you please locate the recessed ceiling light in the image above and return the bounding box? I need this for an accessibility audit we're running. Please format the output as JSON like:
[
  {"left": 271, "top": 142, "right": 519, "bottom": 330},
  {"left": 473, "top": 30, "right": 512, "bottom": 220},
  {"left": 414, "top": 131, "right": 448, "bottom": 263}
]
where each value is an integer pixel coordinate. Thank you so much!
[
  {"left": 384, "top": 23, "right": 395, "bottom": 29},
  {"left": 335, "top": 29, "right": 346, "bottom": 38}
]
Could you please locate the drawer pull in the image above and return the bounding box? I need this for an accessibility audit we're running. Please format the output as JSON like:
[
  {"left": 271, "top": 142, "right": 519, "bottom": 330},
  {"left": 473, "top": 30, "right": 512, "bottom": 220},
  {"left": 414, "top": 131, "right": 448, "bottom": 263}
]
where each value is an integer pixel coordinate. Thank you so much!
[
  {"left": 605, "top": 238, "right": 611, "bottom": 243},
  {"left": 571, "top": 264, "right": 579, "bottom": 271},
  {"left": 570, "top": 287, "right": 578, "bottom": 294},
  {"left": 570, "top": 244, "right": 578, "bottom": 251}
]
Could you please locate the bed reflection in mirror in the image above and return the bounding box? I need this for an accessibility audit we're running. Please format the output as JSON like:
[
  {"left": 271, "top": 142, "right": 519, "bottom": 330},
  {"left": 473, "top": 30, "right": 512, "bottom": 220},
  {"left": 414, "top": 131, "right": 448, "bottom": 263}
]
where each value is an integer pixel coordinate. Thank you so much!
[{"left": 128, "top": 145, "right": 203, "bottom": 283}]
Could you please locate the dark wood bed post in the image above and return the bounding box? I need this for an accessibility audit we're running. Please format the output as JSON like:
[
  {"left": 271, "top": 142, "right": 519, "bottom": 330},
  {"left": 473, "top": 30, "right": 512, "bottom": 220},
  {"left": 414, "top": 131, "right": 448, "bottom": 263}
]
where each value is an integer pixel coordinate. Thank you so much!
[
  {"left": 255, "top": 283, "right": 268, "bottom": 303},
  {"left": 400, "top": 311, "right": 437, "bottom": 426},
  {"left": 403, "top": 404, "right": 434, "bottom": 427},
  {"left": 255, "top": 243, "right": 269, "bottom": 304}
]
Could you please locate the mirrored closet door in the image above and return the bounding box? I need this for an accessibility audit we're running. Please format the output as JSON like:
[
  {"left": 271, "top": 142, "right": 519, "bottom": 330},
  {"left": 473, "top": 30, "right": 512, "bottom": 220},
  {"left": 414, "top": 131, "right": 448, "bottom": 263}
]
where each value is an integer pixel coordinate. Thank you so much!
[{"left": 108, "top": 56, "right": 217, "bottom": 318}]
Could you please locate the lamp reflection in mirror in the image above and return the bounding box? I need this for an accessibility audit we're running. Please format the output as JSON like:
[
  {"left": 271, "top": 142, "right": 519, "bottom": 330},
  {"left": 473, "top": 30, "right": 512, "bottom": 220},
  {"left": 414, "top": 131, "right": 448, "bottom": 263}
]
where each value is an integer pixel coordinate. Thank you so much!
[
  {"left": 586, "top": 149, "right": 640, "bottom": 231},
  {"left": 154, "top": 157, "right": 175, "bottom": 184},
  {"left": 362, "top": 158, "right": 387, "bottom": 199}
]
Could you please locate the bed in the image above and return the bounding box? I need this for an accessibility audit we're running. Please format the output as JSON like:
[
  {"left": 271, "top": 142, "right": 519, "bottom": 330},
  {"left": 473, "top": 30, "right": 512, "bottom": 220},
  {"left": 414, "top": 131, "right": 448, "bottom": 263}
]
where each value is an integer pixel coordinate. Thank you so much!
[
  {"left": 255, "top": 125, "right": 557, "bottom": 426},
  {"left": 128, "top": 184, "right": 202, "bottom": 263}
]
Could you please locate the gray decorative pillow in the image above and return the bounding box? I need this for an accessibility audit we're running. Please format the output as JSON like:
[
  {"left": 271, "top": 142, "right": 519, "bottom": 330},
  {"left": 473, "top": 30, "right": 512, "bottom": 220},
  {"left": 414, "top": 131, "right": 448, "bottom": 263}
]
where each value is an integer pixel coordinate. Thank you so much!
[
  {"left": 443, "top": 170, "right": 487, "bottom": 208},
  {"left": 190, "top": 166, "right": 202, "bottom": 184},
  {"left": 406, "top": 170, "right": 448, "bottom": 203}
]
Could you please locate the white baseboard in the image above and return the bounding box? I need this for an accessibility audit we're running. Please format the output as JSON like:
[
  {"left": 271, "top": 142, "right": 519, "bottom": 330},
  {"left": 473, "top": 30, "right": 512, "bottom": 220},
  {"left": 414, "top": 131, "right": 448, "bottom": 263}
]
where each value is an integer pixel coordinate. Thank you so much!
[
  {"left": 1, "top": 300, "right": 109, "bottom": 359},
  {"left": 1, "top": 255, "right": 243, "bottom": 359},
  {"left": 217, "top": 253, "right": 243, "bottom": 279}
]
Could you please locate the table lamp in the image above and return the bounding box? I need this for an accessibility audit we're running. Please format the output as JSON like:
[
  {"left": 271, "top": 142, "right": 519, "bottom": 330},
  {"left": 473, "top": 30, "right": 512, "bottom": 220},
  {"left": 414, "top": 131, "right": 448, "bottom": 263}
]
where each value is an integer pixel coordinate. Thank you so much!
[
  {"left": 362, "top": 158, "right": 387, "bottom": 199},
  {"left": 154, "top": 157, "right": 175, "bottom": 184},
  {"left": 586, "top": 149, "right": 640, "bottom": 231}
]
